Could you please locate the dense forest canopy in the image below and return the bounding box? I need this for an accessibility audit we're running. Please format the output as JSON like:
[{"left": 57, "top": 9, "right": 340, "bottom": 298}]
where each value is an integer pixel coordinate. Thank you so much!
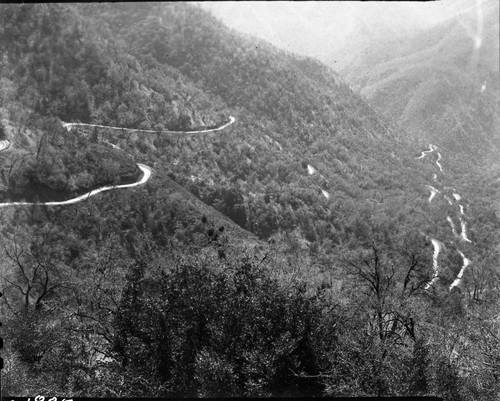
[
  {"left": 203, "top": 0, "right": 500, "bottom": 157},
  {"left": 0, "top": 2, "right": 499, "bottom": 399}
]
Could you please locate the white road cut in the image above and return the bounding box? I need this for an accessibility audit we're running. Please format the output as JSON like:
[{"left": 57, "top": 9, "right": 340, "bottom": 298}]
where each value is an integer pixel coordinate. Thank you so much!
[
  {"left": 425, "top": 239, "right": 442, "bottom": 290},
  {"left": 0, "top": 165, "right": 151, "bottom": 207},
  {"left": 0, "top": 116, "right": 235, "bottom": 207}
]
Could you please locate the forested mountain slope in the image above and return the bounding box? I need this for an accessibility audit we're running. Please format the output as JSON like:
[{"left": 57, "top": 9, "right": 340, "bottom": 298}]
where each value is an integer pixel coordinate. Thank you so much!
[
  {"left": 337, "top": 0, "right": 499, "bottom": 156},
  {"left": 1, "top": 3, "right": 499, "bottom": 399},
  {"left": 1, "top": 2, "right": 441, "bottom": 243}
]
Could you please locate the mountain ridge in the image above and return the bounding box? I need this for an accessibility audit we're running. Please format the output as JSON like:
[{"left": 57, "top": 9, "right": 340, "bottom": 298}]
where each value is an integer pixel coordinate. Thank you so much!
[
  {"left": 1, "top": 3, "right": 499, "bottom": 398},
  {"left": 337, "top": 0, "right": 499, "bottom": 156}
]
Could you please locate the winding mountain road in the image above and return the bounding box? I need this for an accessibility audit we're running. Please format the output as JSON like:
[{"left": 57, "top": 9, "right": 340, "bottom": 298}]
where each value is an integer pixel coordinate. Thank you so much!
[
  {"left": 447, "top": 216, "right": 459, "bottom": 237},
  {"left": 62, "top": 116, "right": 235, "bottom": 135},
  {"left": 416, "top": 144, "right": 436, "bottom": 159},
  {"left": 435, "top": 152, "right": 443, "bottom": 172},
  {"left": 418, "top": 143, "right": 472, "bottom": 290},
  {"left": 0, "top": 140, "right": 10, "bottom": 152},
  {"left": 449, "top": 251, "right": 471, "bottom": 290},
  {"left": 0, "top": 164, "right": 151, "bottom": 208},
  {"left": 427, "top": 185, "right": 440, "bottom": 202},
  {"left": 459, "top": 217, "right": 472, "bottom": 243},
  {"left": 424, "top": 239, "right": 442, "bottom": 290},
  {"left": 0, "top": 116, "right": 235, "bottom": 207}
]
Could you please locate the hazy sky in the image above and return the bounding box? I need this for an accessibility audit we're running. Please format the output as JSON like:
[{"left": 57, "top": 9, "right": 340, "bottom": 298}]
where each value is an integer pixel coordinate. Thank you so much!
[{"left": 199, "top": 0, "right": 492, "bottom": 63}]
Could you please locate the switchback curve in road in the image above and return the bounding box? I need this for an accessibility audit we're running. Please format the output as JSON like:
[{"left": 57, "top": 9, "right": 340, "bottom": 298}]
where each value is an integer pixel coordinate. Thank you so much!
[
  {"left": 449, "top": 251, "right": 471, "bottom": 290},
  {"left": 0, "top": 116, "right": 235, "bottom": 207},
  {"left": 424, "top": 239, "right": 442, "bottom": 290},
  {"left": 0, "top": 140, "right": 10, "bottom": 152},
  {"left": 63, "top": 116, "right": 235, "bottom": 135},
  {"left": 418, "top": 143, "right": 473, "bottom": 290},
  {"left": 0, "top": 164, "right": 151, "bottom": 208}
]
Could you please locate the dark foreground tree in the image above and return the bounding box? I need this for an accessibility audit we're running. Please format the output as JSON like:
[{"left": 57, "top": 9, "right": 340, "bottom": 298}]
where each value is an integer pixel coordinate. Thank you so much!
[{"left": 110, "top": 258, "right": 329, "bottom": 397}]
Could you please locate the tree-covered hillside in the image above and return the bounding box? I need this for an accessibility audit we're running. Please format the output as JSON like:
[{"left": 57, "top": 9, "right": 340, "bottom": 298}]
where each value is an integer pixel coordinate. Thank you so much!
[
  {"left": 1, "top": 2, "right": 442, "bottom": 243},
  {"left": 0, "top": 3, "right": 499, "bottom": 399},
  {"left": 337, "top": 0, "right": 500, "bottom": 157}
]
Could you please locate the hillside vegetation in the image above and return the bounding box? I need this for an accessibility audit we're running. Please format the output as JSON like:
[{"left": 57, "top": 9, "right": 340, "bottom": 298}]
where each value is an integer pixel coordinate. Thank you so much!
[
  {"left": 337, "top": 0, "right": 500, "bottom": 156},
  {"left": 0, "top": 3, "right": 499, "bottom": 399}
]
